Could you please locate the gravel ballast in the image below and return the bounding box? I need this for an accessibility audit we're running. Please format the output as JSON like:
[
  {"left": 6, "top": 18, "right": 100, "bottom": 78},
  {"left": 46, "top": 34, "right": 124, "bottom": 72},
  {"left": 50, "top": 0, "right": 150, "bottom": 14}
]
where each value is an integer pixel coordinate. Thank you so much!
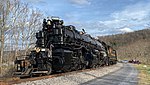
[{"left": 14, "top": 63, "right": 122, "bottom": 85}]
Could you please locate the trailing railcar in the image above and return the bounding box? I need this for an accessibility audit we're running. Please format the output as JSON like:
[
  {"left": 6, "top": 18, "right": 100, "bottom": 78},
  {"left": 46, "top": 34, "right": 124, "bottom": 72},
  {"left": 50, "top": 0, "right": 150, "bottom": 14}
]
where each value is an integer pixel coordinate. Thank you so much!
[
  {"left": 107, "top": 46, "right": 117, "bottom": 65},
  {"left": 101, "top": 41, "right": 117, "bottom": 65}
]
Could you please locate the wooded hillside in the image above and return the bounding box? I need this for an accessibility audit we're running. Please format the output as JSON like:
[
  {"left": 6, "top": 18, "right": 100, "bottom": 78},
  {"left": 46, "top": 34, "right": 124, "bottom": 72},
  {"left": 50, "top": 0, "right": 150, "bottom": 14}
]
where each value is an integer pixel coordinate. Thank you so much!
[{"left": 98, "top": 29, "right": 150, "bottom": 64}]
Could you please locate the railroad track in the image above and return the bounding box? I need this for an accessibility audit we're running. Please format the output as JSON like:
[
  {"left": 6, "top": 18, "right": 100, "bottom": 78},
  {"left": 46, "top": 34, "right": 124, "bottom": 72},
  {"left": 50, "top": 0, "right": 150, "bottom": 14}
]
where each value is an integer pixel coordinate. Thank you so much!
[{"left": 1, "top": 66, "right": 108, "bottom": 85}]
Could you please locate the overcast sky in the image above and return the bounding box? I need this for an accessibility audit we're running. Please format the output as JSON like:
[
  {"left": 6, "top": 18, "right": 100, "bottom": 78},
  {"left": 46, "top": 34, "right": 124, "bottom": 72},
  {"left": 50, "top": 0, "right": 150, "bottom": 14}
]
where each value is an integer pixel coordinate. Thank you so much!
[{"left": 25, "top": 0, "right": 150, "bottom": 37}]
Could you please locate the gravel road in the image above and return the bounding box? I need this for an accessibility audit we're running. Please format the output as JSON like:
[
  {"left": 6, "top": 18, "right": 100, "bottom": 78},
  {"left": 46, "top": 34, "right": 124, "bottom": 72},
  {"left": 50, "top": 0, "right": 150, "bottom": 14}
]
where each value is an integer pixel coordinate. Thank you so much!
[
  {"left": 14, "top": 63, "right": 123, "bottom": 85},
  {"left": 81, "top": 63, "right": 138, "bottom": 85}
]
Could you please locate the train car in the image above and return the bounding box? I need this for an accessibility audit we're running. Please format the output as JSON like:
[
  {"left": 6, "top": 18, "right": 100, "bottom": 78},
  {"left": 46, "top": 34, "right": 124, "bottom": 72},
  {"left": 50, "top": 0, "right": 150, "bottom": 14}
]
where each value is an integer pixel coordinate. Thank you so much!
[
  {"left": 101, "top": 42, "right": 117, "bottom": 65},
  {"left": 107, "top": 46, "right": 117, "bottom": 65},
  {"left": 14, "top": 17, "right": 117, "bottom": 77}
]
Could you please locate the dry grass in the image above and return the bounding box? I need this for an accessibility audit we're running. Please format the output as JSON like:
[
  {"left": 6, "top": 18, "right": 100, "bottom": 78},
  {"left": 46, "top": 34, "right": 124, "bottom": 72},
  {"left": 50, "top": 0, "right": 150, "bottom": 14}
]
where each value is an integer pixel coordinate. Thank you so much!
[
  {"left": 0, "top": 65, "right": 15, "bottom": 77},
  {"left": 0, "top": 75, "right": 19, "bottom": 85},
  {"left": 134, "top": 64, "right": 150, "bottom": 85}
]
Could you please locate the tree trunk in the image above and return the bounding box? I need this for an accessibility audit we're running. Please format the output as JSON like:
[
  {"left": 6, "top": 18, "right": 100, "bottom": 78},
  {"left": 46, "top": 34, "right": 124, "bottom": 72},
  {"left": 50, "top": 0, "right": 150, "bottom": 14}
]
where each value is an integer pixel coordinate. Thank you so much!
[
  {"left": 0, "top": 6, "right": 5, "bottom": 76},
  {"left": 0, "top": 32, "right": 4, "bottom": 77}
]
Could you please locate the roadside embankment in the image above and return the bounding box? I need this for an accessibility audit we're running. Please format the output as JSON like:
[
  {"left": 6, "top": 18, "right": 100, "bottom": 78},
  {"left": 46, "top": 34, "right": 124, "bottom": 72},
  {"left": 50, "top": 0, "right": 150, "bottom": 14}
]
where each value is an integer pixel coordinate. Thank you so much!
[{"left": 134, "top": 64, "right": 150, "bottom": 85}]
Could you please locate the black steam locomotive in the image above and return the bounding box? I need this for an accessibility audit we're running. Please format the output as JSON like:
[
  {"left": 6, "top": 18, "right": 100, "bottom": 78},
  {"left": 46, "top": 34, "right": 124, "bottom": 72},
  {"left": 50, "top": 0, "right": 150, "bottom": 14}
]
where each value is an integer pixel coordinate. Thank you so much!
[{"left": 14, "top": 17, "right": 117, "bottom": 77}]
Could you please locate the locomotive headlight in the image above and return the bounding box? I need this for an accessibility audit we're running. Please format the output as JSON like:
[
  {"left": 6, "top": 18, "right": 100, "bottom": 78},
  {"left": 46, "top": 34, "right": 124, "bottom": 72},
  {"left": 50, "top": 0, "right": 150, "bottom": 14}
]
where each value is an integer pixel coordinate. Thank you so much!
[
  {"left": 41, "top": 48, "right": 46, "bottom": 51},
  {"left": 51, "top": 16, "right": 60, "bottom": 20},
  {"left": 18, "top": 64, "right": 20, "bottom": 70}
]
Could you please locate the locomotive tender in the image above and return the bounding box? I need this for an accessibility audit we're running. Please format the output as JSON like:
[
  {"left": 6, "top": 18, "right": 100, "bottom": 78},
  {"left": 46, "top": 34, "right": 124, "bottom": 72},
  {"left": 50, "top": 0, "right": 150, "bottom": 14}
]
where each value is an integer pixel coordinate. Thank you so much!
[{"left": 14, "top": 17, "right": 117, "bottom": 77}]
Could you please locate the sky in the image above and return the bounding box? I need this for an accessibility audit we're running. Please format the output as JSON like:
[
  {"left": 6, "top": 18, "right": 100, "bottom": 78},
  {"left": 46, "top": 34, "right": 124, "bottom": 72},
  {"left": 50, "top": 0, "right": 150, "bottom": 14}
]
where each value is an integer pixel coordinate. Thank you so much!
[{"left": 25, "top": 0, "right": 150, "bottom": 37}]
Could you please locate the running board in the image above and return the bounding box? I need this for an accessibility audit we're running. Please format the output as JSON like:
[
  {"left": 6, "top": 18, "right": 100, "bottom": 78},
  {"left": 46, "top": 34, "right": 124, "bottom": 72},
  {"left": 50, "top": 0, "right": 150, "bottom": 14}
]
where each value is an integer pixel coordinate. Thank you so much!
[{"left": 32, "top": 71, "right": 48, "bottom": 74}]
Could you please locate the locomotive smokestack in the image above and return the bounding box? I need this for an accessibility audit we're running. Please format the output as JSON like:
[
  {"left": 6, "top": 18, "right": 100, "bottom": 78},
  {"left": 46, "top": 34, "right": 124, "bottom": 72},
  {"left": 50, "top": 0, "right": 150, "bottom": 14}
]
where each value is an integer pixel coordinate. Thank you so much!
[
  {"left": 82, "top": 29, "right": 86, "bottom": 34},
  {"left": 43, "top": 19, "right": 47, "bottom": 28}
]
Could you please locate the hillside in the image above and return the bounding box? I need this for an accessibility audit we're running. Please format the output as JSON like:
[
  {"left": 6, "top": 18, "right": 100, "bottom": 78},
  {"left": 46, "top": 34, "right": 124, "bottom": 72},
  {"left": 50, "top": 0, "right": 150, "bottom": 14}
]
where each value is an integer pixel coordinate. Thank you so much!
[{"left": 98, "top": 29, "right": 150, "bottom": 64}]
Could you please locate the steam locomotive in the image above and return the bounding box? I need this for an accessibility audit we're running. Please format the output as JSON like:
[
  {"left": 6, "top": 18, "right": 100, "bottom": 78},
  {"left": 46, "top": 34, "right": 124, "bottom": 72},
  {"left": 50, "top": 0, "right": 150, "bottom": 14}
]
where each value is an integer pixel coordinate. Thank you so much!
[{"left": 14, "top": 17, "right": 117, "bottom": 77}]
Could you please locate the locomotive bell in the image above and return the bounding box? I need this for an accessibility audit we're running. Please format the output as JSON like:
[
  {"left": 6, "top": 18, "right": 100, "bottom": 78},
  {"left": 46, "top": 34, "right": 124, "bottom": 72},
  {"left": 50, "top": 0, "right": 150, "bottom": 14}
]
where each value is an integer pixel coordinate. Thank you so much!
[{"left": 34, "top": 47, "right": 40, "bottom": 53}]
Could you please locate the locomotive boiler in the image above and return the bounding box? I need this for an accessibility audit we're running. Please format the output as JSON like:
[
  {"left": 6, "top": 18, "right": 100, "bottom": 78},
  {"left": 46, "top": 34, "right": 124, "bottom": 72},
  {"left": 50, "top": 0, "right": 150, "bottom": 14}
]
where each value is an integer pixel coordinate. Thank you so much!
[{"left": 14, "top": 17, "right": 117, "bottom": 77}]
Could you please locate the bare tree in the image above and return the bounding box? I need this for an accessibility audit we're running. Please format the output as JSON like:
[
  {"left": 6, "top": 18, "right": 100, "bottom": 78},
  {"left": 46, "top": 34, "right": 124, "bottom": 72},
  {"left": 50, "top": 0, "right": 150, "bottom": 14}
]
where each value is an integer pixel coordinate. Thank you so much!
[
  {"left": 7, "top": 0, "right": 43, "bottom": 58},
  {"left": 24, "top": 9, "right": 43, "bottom": 54},
  {"left": 0, "top": 0, "right": 11, "bottom": 76},
  {"left": 0, "top": 0, "right": 43, "bottom": 77}
]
